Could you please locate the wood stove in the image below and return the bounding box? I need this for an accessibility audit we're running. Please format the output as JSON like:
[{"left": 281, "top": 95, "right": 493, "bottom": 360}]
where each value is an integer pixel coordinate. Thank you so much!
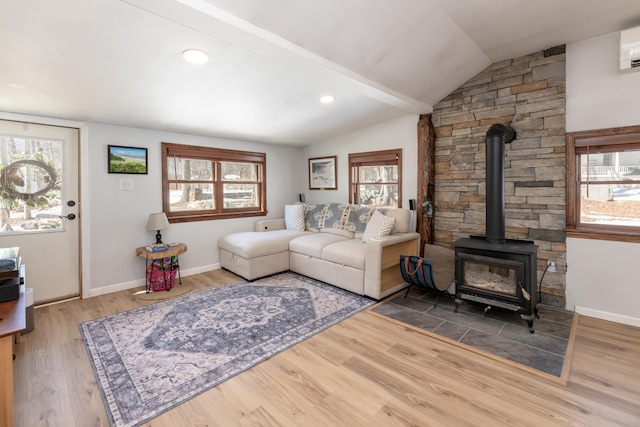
[{"left": 454, "top": 124, "right": 539, "bottom": 332}]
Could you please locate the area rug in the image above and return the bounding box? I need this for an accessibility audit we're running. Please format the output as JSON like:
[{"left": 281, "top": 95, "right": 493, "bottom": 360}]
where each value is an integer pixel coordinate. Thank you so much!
[
  {"left": 370, "top": 288, "right": 577, "bottom": 384},
  {"left": 79, "top": 272, "right": 374, "bottom": 427}
]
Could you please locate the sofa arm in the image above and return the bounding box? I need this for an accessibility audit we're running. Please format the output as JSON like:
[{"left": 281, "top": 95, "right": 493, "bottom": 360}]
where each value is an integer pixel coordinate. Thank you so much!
[
  {"left": 367, "top": 232, "right": 420, "bottom": 248},
  {"left": 254, "top": 218, "right": 286, "bottom": 232},
  {"left": 364, "top": 232, "right": 421, "bottom": 299}
]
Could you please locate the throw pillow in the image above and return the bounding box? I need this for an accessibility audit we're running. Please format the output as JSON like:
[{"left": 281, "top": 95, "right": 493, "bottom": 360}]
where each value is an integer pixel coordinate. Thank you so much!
[
  {"left": 284, "top": 204, "right": 305, "bottom": 231},
  {"left": 362, "top": 210, "right": 395, "bottom": 242}
]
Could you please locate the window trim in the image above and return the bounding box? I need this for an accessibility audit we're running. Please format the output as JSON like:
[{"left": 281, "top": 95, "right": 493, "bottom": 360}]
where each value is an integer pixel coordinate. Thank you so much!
[
  {"left": 349, "top": 148, "right": 402, "bottom": 208},
  {"left": 161, "top": 142, "right": 267, "bottom": 223},
  {"left": 566, "top": 125, "right": 640, "bottom": 243}
]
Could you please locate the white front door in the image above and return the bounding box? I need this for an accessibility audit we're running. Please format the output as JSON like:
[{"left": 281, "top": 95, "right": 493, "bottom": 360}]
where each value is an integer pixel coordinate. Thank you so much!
[{"left": 0, "top": 120, "right": 80, "bottom": 304}]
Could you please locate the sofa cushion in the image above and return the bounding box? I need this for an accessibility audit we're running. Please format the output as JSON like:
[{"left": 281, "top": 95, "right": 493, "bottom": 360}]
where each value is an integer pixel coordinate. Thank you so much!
[
  {"left": 321, "top": 239, "right": 366, "bottom": 270},
  {"left": 385, "top": 209, "right": 411, "bottom": 234},
  {"left": 218, "top": 229, "right": 309, "bottom": 259},
  {"left": 289, "top": 233, "right": 348, "bottom": 258},
  {"left": 284, "top": 204, "right": 305, "bottom": 231},
  {"left": 320, "top": 227, "right": 355, "bottom": 239},
  {"left": 362, "top": 210, "right": 395, "bottom": 242}
]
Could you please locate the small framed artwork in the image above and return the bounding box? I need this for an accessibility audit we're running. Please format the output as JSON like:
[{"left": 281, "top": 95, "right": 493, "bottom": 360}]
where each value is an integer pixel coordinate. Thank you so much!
[
  {"left": 309, "top": 156, "right": 337, "bottom": 190},
  {"left": 108, "top": 145, "right": 148, "bottom": 174}
]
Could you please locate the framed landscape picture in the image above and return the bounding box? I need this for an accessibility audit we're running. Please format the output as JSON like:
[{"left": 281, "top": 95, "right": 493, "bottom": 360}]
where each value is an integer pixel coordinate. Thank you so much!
[
  {"left": 108, "top": 145, "right": 148, "bottom": 174},
  {"left": 309, "top": 156, "right": 337, "bottom": 190}
]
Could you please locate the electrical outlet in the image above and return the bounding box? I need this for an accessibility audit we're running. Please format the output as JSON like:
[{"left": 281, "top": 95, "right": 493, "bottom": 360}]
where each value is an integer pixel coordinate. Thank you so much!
[
  {"left": 119, "top": 178, "right": 134, "bottom": 191},
  {"left": 548, "top": 260, "right": 557, "bottom": 272}
]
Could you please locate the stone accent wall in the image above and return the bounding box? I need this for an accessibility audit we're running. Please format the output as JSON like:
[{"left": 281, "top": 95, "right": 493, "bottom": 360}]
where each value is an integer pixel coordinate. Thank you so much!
[{"left": 431, "top": 47, "right": 566, "bottom": 307}]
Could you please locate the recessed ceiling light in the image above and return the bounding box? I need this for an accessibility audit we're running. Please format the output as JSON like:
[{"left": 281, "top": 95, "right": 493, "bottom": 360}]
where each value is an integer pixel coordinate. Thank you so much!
[
  {"left": 320, "top": 94, "right": 336, "bottom": 104},
  {"left": 182, "top": 49, "right": 209, "bottom": 64}
]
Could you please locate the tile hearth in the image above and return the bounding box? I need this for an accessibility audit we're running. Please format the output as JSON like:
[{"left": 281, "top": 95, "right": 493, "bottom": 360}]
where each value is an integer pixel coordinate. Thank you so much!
[{"left": 372, "top": 287, "right": 574, "bottom": 377}]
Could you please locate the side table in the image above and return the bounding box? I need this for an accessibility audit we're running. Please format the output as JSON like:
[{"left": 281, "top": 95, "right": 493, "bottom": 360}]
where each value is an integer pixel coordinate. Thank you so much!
[{"left": 135, "top": 243, "right": 187, "bottom": 293}]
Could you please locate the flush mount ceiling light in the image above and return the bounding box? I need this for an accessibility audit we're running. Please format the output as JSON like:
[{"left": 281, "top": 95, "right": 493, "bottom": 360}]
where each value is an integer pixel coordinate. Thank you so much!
[
  {"left": 182, "top": 49, "right": 209, "bottom": 64},
  {"left": 319, "top": 94, "right": 336, "bottom": 104}
]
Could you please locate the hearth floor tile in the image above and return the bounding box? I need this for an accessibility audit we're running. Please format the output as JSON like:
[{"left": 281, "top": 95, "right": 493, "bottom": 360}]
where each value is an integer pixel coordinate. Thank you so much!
[
  {"left": 499, "top": 323, "right": 569, "bottom": 356},
  {"left": 528, "top": 317, "right": 573, "bottom": 340},
  {"left": 426, "top": 304, "right": 505, "bottom": 335},
  {"left": 534, "top": 306, "right": 574, "bottom": 325},
  {"left": 413, "top": 290, "right": 457, "bottom": 307},
  {"left": 460, "top": 329, "right": 564, "bottom": 377},
  {"left": 371, "top": 303, "right": 445, "bottom": 330},
  {"left": 431, "top": 321, "right": 470, "bottom": 341},
  {"left": 388, "top": 294, "right": 436, "bottom": 312}
]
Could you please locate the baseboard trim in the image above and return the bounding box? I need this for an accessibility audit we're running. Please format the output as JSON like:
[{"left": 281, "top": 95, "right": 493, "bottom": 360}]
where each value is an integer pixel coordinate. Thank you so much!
[
  {"left": 575, "top": 306, "right": 640, "bottom": 328},
  {"left": 87, "top": 263, "right": 220, "bottom": 298}
]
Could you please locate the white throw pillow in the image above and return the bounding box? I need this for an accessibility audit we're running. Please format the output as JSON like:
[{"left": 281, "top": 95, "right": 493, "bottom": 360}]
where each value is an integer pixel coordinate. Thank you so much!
[
  {"left": 284, "top": 204, "right": 305, "bottom": 231},
  {"left": 362, "top": 210, "right": 395, "bottom": 242}
]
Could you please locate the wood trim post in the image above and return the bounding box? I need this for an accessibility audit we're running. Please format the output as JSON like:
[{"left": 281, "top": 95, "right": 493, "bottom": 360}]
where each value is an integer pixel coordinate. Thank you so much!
[{"left": 417, "top": 114, "right": 436, "bottom": 257}]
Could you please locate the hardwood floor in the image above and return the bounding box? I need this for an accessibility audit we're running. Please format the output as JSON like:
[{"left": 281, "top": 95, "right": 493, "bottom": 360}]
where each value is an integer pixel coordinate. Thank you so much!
[{"left": 13, "top": 269, "right": 640, "bottom": 426}]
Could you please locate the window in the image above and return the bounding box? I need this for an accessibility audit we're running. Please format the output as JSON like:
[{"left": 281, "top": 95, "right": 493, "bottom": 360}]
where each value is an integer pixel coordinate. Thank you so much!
[
  {"left": 566, "top": 126, "right": 640, "bottom": 242},
  {"left": 0, "top": 135, "right": 63, "bottom": 234},
  {"left": 162, "top": 142, "right": 266, "bottom": 223},
  {"left": 349, "top": 149, "right": 402, "bottom": 208}
]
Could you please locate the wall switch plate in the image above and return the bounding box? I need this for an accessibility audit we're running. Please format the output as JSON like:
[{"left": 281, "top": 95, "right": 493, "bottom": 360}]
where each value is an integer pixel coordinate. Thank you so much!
[{"left": 119, "top": 178, "right": 134, "bottom": 191}]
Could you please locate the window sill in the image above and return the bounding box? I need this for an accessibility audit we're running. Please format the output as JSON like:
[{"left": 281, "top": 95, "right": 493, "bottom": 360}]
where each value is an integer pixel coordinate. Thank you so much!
[
  {"left": 168, "top": 210, "right": 267, "bottom": 224},
  {"left": 566, "top": 227, "right": 640, "bottom": 244}
]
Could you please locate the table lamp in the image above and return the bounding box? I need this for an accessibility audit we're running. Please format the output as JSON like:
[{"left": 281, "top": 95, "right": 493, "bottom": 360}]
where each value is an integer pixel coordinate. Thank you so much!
[{"left": 147, "top": 212, "right": 170, "bottom": 244}]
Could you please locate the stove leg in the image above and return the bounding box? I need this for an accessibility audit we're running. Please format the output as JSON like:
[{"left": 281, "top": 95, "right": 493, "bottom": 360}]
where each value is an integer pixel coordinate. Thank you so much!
[
  {"left": 454, "top": 297, "right": 463, "bottom": 313},
  {"left": 521, "top": 314, "right": 535, "bottom": 333},
  {"left": 534, "top": 306, "right": 539, "bottom": 319}
]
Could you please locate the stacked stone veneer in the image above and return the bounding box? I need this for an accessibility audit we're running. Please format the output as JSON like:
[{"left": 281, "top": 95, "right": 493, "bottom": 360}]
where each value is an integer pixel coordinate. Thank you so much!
[{"left": 431, "top": 47, "right": 566, "bottom": 307}]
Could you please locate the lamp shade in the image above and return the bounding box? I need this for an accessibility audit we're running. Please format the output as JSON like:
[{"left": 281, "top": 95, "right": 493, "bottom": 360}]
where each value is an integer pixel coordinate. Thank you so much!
[{"left": 147, "top": 212, "right": 170, "bottom": 231}]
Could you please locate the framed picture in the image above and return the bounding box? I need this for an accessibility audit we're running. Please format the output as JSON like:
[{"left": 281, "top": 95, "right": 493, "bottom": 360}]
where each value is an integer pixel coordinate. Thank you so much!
[
  {"left": 108, "top": 145, "right": 148, "bottom": 174},
  {"left": 309, "top": 156, "right": 337, "bottom": 190}
]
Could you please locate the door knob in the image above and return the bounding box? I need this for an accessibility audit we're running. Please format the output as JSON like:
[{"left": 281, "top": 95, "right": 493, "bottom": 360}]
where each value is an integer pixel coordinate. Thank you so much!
[{"left": 59, "top": 213, "right": 76, "bottom": 220}]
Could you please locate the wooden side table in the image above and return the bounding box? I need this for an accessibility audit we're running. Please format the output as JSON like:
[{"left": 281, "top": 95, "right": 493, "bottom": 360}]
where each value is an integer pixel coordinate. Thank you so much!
[{"left": 135, "top": 243, "right": 187, "bottom": 293}]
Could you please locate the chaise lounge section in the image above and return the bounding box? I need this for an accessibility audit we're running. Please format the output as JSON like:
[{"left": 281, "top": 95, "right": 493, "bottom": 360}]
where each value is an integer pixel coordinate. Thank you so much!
[{"left": 218, "top": 203, "right": 420, "bottom": 300}]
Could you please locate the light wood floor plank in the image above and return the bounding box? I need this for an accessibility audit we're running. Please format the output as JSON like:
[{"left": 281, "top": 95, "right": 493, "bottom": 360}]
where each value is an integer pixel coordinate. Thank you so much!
[{"left": 12, "top": 270, "right": 640, "bottom": 427}]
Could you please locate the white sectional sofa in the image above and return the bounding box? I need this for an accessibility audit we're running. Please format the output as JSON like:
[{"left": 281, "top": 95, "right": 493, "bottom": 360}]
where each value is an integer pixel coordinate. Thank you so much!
[{"left": 218, "top": 203, "right": 420, "bottom": 299}]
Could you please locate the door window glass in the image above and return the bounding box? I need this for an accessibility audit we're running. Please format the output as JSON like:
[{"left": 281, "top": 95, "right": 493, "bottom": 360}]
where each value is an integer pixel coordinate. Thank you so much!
[{"left": 0, "top": 135, "right": 63, "bottom": 234}]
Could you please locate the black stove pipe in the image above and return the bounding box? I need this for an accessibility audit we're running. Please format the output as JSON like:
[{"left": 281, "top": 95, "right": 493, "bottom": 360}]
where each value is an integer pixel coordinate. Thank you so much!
[{"left": 485, "top": 123, "right": 516, "bottom": 244}]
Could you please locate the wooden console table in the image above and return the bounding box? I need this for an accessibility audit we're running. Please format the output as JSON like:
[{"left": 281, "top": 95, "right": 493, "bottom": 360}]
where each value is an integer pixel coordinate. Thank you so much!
[{"left": 0, "top": 275, "right": 26, "bottom": 427}]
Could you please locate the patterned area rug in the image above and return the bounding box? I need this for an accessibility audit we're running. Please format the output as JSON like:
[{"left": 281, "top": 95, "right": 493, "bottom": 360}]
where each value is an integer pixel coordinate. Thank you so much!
[{"left": 79, "top": 272, "right": 374, "bottom": 427}]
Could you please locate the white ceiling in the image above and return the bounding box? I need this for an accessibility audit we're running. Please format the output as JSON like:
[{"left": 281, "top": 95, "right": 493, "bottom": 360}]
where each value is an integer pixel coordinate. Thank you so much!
[{"left": 1, "top": 0, "right": 640, "bottom": 145}]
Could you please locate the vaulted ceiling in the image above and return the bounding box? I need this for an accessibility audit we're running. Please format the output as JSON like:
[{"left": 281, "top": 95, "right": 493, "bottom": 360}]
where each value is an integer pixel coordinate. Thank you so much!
[{"left": 2, "top": 0, "right": 640, "bottom": 145}]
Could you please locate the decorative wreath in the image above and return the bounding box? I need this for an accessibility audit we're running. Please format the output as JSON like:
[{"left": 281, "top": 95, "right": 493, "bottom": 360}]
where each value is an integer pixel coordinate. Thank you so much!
[{"left": 0, "top": 159, "right": 57, "bottom": 200}]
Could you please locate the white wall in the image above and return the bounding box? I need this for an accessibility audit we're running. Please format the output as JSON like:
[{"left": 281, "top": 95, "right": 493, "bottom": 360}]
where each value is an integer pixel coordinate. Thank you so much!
[
  {"left": 567, "top": 32, "right": 640, "bottom": 132},
  {"left": 89, "top": 116, "right": 418, "bottom": 296},
  {"left": 301, "top": 114, "right": 419, "bottom": 208},
  {"left": 566, "top": 32, "right": 640, "bottom": 326},
  {"left": 86, "top": 123, "right": 302, "bottom": 296}
]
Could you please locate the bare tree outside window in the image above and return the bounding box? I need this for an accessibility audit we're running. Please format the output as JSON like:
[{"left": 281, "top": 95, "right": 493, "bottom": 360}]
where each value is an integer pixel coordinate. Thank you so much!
[
  {"left": 162, "top": 143, "right": 266, "bottom": 222},
  {"left": 0, "top": 135, "right": 62, "bottom": 234},
  {"left": 349, "top": 149, "right": 402, "bottom": 208}
]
